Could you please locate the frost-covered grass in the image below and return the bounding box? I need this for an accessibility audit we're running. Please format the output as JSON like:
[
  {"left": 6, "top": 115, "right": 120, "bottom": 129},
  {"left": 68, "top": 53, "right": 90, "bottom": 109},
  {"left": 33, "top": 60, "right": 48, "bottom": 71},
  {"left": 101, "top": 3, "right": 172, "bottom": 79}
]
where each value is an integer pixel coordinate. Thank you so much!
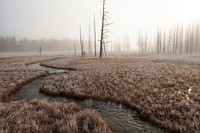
[
  {"left": 0, "top": 55, "right": 66, "bottom": 66},
  {"left": 0, "top": 65, "right": 47, "bottom": 102},
  {"left": 40, "top": 54, "right": 200, "bottom": 70},
  {"left": 0, "top": 55, "right": 113, "bottom": 133},
  {"left": 40, "top": 55, "right": 200, "bottom": 132},
  {"left": 0, "top": 55, "right": 68, "bottom": 101},
  {"left": 0, "top": 99, "right": 112, "bottom": 133}
]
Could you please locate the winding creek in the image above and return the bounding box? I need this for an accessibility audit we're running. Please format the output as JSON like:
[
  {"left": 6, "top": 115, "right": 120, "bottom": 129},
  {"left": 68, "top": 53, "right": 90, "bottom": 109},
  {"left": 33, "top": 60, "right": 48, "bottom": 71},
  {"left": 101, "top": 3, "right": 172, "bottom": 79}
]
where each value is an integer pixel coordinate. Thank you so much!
[{"left": 11, "top": 63, "right": 166, "bottom": 133}]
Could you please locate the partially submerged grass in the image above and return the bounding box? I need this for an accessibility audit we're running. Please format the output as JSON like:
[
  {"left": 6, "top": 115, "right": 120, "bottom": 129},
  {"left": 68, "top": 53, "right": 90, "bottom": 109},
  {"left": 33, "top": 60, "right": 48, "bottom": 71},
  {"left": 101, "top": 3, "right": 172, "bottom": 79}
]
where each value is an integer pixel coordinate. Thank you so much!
[
  {"left": 0, "top": 66, "right": 47, "bottom": 102},
  {"left": 0, "top": 99, "right": 113, "bottom": 133},
  {"left": 0, "top": 56, "right": 114, "bottom": 133},
  {"left": 40, "top": 56, "right": 200, "bottom": 132},
  {"left": 0, "top": 55, "right": 69, "bottom": 101}
]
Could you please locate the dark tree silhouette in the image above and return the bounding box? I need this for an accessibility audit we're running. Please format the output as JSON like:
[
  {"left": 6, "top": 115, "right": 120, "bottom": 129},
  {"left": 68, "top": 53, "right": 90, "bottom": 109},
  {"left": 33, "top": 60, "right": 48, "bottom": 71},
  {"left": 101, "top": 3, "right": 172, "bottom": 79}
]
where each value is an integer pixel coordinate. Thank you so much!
[
  {"left": 39, "top": 46, "right": 42, "bottom": 56},
  {"left": 79, "top": 27, "right": 84, "bottom": 58},
  {"left": 94, "top": 14, "right": 97, "bottom": 57},
  {"left": 99, "top": 0, "right": 111, "bottom": 58}
]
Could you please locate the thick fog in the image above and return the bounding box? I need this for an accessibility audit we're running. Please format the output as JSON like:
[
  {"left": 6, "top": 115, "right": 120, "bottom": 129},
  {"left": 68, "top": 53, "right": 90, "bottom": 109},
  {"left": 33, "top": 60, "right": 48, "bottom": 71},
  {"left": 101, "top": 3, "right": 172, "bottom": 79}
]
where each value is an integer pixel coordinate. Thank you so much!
[{"left": 0, "top": 0, "right": 200, "bottom": 52}]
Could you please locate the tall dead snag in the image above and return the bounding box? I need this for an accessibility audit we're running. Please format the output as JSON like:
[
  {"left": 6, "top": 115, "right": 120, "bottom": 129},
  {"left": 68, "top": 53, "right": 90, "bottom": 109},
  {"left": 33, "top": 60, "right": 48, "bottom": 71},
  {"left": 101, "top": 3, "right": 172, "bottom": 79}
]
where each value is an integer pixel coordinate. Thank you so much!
[
  {"left": 174, "top": 23, "right": 179, "bottom": 54},
  {"left": 103, "top": 42, "right": 107, "bottom": 56},
  {"left": 99, "top": 0, "right": 111, "bottom": 58},
  {"left": 39, "top": 46, "right": 42, "bottom": 56},
  {"left": 185, "top": 26, "right": 190, "bottom": 54},
  {"left": 123, "top": 35, "right": 130, "bottom": 52},
  {"left": 123, "top": 38, "right": 126, "bottom": 52},
  {"left": 126, "top": 35, "right": 130, "bottom": 52},
  {"left": 144, "top": 34, "right": 147, "bottom": 54},
  {"left": 189, "top": 24, "right": 194, "bottom": 54},
  {"left": 110, "top": 43, "right": 112, "bottom": 52},
  {"left": 162, "top": 30, "right": 166, "bottom": 54},
  {"left": 195, "top": 23, "right": 199, "bottom": 53},
  {"left": 99, "top": 0, "right": 106, "bottom": 58},
  {"left": 88, "top": 26, "right": 92, "bottom": 54},
  {"left": 172, "top": 29, "right": 176, "bottom": 54},
  {"left": 156, "top": 27, "right": 161, "bottom": 54},
  {"left": 94, "top": 14, "right": 97, "bottom": 57},
  {"left": 179, "top": 26, "right": 183, "bottom": 54},
  {"left": 79, "top": 27, "right": 84, "bottom": 58},
  {"left": 167, "top": 30, "right": 171, "bottom": 54},
  {"left": 137, "top": 31, "right": 141, "bottom": 53},
  {"left": 140, "top": 37, "right": 144, "bottom": 54},
  {"left": 74, "top": 40, "right": 76, "bottom": 55}
]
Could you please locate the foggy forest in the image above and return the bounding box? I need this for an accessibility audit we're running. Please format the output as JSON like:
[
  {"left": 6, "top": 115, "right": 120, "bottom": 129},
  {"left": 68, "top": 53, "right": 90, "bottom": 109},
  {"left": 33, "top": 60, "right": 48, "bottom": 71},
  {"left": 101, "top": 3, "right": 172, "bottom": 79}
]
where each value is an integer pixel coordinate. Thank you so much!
[{"left": 0, "top": 0, "right": 200, "bottom": 133}]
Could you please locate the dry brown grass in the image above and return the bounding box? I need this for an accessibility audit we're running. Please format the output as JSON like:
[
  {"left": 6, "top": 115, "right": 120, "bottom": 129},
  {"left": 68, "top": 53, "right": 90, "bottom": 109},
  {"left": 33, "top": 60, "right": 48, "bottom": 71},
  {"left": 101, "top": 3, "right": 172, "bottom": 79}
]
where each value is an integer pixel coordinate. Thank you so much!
[
  {"left": 0, "top": 55, "right": 62, "bottom": 65},
  {"left": 0, "top": 55, "right": 114, "bottom": 133},
  {"left": 0, "top": 55, "right": 69, "bottom": 101},
  {"left": 40, "top": 54, "right": 200, "bottom": 70},
  {"left": 0, "top": 67, "right": 47, "bottom": 102},
  {"left": 40, "top": 56, "right": 200, "bottom": 133},
  {"left": 0, "top": 99, "right": 113, "bottom": 133}
]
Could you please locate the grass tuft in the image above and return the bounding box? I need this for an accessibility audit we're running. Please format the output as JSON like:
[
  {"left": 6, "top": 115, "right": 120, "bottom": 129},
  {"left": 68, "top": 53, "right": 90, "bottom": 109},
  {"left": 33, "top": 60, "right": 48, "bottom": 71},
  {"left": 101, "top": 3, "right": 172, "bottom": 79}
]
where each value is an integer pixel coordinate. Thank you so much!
[
  {"left": 0, "top": 99, "right": 113, "bottom": 133},
  {"left": 40, "top": 56, "right": 200, "bottom": 132}
]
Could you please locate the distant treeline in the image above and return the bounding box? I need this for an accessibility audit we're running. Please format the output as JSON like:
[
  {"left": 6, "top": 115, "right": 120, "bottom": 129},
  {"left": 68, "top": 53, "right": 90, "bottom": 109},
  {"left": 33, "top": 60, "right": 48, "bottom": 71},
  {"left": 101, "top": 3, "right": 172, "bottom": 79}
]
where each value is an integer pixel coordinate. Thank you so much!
[
  {"left": 138, "top": 22, "right": 200, "bottom": 54},
  {"left": 0, "top": 36, "right": 80, "bottom": 52}
]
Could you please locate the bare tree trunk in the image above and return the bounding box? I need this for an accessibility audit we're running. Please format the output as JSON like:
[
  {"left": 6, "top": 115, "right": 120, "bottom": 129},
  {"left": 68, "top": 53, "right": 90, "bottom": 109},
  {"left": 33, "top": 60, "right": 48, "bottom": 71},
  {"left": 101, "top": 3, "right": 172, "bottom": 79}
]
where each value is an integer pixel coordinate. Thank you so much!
[
  {"left": 39, "top": 46, "right": 42, "bottom": 56},
  {"left": 167, "top": 31, "right": 171, "bottom": 54},
  {"left": 185, "top": 26, "right": 190, "bottom": 54},
  {"left": 99, "top": 0, "right": 106, "bottom": 58},
  {"left": 141, "top": 38, "right": 144, "bottom": 54},
  {"left": 138, "top": 31, "right": 141, "bottom": 53},
  {"left": 117, "top": 40, "right": 121, "bottom": 52},
  {"left": 74, "top": 40, "right": 76, "bottom": 55},
  {"left": 94, "top": 14, "right": 97, "bottom": 57},
  {"left": 179, "top": 27, "right": 183, "bottom": 54},
  {"left": 104, "top": 42, "right": 107, "bottom": 56},
  {"left": 195, "top": 23, "right": 199, "bottom": 53},
  {"left": 190, "top": 24, "right": 194, "bottom": 54},
  {"left": 175, "top": 24, "right": 179, "bottom": 54},
  {"left": 126, "top": 35, "right": 130, "bottom": 51},
  {"left": 110, "top": 43, "right": 112, "bottom": 52},
  {"left": 89, "top": 26, "right": 91, "bottom": 54},
  {"left": 172, "top": 31, "right": 176, "bottom": 54},
  {"left": 157, "top": 27, "right": 160, "bottom": 54},
  {"left": 144, "top": 34, "right": 147, "bottom": 54},
  {"left": 99, "top": 0, "right": 111, "bottom": 58},
  {"left": 123, "top": 38, "right": 126, "bottom": 52},
  {"left": 79, "top": 27, "right": 84, "bottom": 58},
  {"left": 163, "top": 30, "right": 166, "bottom": 53},
  {"left": 160, "top": 33, "right": 162, "bottom": 53}
]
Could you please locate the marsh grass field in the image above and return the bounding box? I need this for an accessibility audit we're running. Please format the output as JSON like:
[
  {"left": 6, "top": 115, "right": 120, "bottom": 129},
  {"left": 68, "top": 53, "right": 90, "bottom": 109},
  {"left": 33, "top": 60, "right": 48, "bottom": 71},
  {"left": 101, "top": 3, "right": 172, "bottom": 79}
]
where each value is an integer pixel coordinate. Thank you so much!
[{"left": 0, "top": 53, "right": 200, "bottom": 133}]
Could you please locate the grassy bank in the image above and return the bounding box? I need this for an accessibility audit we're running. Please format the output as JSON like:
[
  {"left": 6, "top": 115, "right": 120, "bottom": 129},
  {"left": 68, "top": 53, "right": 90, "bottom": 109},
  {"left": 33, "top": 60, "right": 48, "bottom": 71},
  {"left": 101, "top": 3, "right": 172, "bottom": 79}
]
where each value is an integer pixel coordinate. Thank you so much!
[
  {"left": 0, "top": 66, "right": 47, "bottom": 102},
  {"left": 40, "top": 56, "right": 200, "bottom": 132},
  {"left": 0, "top": 55, "right": 69, "bottom": 101},
  {"left": 0, "top": 99, "right": 113, "bottom": 133},
  {"left": 0, "top": 56, "right": 114, "bottom": 133}
]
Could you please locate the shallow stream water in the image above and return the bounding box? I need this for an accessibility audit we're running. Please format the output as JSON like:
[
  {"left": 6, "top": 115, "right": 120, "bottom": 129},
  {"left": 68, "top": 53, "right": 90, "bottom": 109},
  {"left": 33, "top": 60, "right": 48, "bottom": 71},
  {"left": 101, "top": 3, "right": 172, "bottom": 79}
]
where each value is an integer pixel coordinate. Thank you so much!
[{"left": 11, "top": 63, "right": 166, "bottom": 133}]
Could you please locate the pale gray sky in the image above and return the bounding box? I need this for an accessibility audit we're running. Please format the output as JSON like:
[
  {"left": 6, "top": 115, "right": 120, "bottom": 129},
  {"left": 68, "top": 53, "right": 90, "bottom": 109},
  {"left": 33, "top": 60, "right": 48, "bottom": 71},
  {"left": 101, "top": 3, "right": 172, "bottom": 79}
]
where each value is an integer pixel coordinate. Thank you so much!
[{"left": 0, "top": 0, "right": 200, "bottom": 49}]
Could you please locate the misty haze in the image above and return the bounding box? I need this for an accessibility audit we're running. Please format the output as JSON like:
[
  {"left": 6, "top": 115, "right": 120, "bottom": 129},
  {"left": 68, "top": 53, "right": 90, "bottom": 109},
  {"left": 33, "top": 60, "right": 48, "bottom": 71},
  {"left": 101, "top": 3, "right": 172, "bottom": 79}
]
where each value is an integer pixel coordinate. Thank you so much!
[{"left": 0, "top": 0, "right": 200, "bottom": 133}]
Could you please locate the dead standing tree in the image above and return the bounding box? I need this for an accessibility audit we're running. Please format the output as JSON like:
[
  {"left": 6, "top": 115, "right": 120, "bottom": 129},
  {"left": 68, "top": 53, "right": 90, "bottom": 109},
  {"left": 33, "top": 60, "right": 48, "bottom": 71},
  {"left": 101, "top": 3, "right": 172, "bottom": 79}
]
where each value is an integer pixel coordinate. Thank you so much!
[
  {"left": 137, "top": 31, "right": 141, "bottom": 53},
  {"left": 79, "top": 27, "right": 84, "bottom": 58},
  {"left": 94, "top": 14, "right": 97, "bottom": 57},
  {"left": 99, "top": 0, "right": 111, "bottom": 58},
  {"left": 39, "top": 46, "right": 42, "bottom": 56},
  {"left": 74, "top": 40, "right": 76, "bottom": 55},
  {"left": 88, "top": 26, "right": 92, "bottom": 54}
]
